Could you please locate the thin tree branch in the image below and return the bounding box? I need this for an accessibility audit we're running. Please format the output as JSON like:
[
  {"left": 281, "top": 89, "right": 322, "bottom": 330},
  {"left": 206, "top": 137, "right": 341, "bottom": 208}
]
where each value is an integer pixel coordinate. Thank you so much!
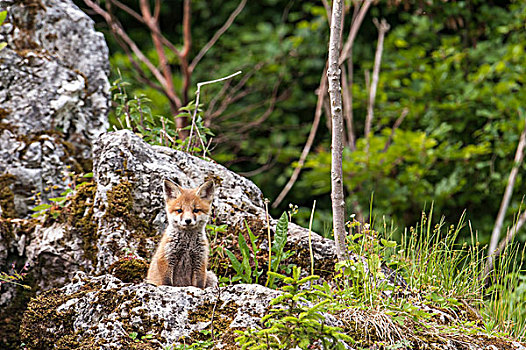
[
  {"left": 83, "top": 0, "right": 182, "bottom": 109},
  {"left": 341, "top": 65, "right": 355, "bottom": 150},
  {"left": 339, "top": 0, "right": 372, "bottom": 65},
  {"left": 181, "top": 0, "right": 192, "bottom": 106},
  {"left": 484, "top": 209, "right": 526, "bottom": 279},
  {"left": 187, "top": 71, "right": 243, "bottom": 152},
  {"left": 239, "top": 80, "right": 285, "bottom": 132},
  {"left": 365, "top": 18, "right": 390, "bottom": 138},
  {"left": 239, "top": 151, "right": 280, "bottom": 177},
  {"left": 272, "top": 67, "right": 328, "bottom": 209},
  {"left": 189, "top": 0, "right": 247, "bottom": 72},
  {"left": 140, "top": 0, "right": 177, "bottom": 115},
  {"left": 383, "top": 107, "right": 409, "bottom": 152},
  {"left": 485, "top": 117, "right": 526, "bottom": 275},
  {"left": 109, "top": 0, "right": 182, "bottom": 57}
]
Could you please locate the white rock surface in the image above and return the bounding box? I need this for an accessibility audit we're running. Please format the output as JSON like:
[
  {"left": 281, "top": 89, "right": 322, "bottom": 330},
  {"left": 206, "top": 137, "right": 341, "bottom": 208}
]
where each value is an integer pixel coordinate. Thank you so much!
[{"left": 0, "top": 0, "right": 109, "bottom": 217}]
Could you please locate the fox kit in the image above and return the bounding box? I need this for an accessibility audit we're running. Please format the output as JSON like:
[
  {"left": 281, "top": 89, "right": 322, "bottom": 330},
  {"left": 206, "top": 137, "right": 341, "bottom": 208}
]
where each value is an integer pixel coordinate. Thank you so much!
[{"left": 146, "top": 179, "right": 217, "bottom": 288}]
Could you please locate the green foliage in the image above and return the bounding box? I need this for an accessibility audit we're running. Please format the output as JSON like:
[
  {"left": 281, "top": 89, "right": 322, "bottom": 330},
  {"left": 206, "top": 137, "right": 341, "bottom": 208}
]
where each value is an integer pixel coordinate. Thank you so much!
[
  {"left": 300, "top": 1, "right": 526, "bottom": 237},
  {"left": 128, "top": 332, "right": 153, "bottom": 343},
  {"left": 0, "top": 10, "right": 7, "bottom": 51},
  {"left": 225, "top": 222, "right": 263, "bottom": 284},
  {"left": 236, "top": 266, "right": 354, "bottom": 349},
  {"left": 110, "top": 77, "right": 214, "bottom": 156},
  {"left": 30, "top": 172, "right": 93, "bottom": 219},
  {"left": 265, "top": 212, "right": 290, "bottom": 288},
  {"left": 225, "top": 213, "right": 292, "bottom": 288},
  {"left": 0, "top": 262, "right": 30, "bottom": 290}
]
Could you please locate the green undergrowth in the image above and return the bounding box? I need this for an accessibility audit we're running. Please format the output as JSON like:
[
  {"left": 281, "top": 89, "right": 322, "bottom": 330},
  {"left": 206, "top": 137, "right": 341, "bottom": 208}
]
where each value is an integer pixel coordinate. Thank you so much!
[{"left": 207, "top": 206, "right": 526, "bottom": 349}]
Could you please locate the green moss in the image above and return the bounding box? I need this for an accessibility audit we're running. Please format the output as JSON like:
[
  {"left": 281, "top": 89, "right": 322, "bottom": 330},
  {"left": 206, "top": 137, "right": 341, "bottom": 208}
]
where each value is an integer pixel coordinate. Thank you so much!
[
  {"left": 104, "top": 179, "right": 156, "bottom": 258},
  {"left": 20, "top": 278, "right": 165, "bottom": 349},
  {"left": 0, "top": 107, "right": 11, "bottom": 120},
  {"left": 0, "top": 273, "right": 36, "bottom": 350},
  {"left": 20, "top": 288, "right": 74, "bottom": 349},
  {"left": 60, "top": 182, "right": 98, "bottom": 265},
  {"left": 109, "top": 257, "right": 148, "bottom": 283},
  {"left": 187, "top": 301, "right": 239, "bottom": 345},
  {"left": 0, "top": 174, "right": 17, "bottom": 219},
  {"left": 106, "top": 179, "right": 134, "bottom": 217}
]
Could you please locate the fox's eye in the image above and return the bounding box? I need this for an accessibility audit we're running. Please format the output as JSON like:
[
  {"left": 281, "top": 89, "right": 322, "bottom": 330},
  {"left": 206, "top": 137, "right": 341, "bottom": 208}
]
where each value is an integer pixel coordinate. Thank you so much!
[
  {"left": 193, "top": 208, "right": 200, "bottom": 213},
  {"left": 175, "top": 209, "right": 183, "bottom": 214}
]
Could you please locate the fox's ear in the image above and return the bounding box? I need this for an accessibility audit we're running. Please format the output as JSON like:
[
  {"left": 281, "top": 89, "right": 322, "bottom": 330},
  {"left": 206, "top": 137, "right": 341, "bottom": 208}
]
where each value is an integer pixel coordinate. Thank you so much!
[
  {"left": 164, "top": 179, "right": 182, "bottom": 200},
  {"left": 197, "top": 180, "right": 215, "bottom": 201}
]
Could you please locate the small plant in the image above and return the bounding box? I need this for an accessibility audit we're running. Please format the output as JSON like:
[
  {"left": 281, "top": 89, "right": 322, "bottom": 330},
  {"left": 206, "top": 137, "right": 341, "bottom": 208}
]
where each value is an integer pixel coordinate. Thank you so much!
[
  {"left": 225, "top": 221, "right": 263, "bottom": 284},
  {"left": 0, "top": 11, "right": 7, "bottom": 51},
  {"left": 110, "top": 76, "right": 214, "bottom": 156},
  {"left": 236, "top": 266, "right": 354, "bottom": 349},
  {"left": 169, "top": 330, "right": 214, "bottom": 349},
  {"left": 265, "top": 212, "right": 292, "bottom": 288},
  {"left": 0, "top": 262, "right": 30, "bottom": 289},
  {"left": 129, "top": 332, "right": 153, "bottom": 343},
  {"left": 30, "top": 171, "right": 93, "bottom": 219}
]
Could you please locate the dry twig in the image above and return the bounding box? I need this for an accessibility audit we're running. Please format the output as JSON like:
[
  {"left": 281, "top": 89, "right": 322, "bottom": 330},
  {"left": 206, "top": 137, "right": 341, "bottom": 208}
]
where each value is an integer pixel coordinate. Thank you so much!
[
  {"left": 272, "top": 70, "right": 327, "bottom": 208},
  {"left": 365, "top": 18, "right": 390, "bottom": 138},
  {"left": 484, "top": 117, "right": 526, "bottom": 276}
]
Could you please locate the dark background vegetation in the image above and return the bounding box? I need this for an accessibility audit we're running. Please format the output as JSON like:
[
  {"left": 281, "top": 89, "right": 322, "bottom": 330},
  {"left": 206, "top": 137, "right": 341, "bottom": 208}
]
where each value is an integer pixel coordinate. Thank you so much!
[{"left": 76, "top": 0, "right": 526, "bottom": 243}]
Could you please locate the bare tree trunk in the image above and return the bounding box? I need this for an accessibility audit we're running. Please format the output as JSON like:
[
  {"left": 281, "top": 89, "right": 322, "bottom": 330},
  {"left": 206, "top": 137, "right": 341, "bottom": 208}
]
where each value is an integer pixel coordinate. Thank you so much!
[{"left": 327, "top": 0, "right": 348, "bottom": 262}]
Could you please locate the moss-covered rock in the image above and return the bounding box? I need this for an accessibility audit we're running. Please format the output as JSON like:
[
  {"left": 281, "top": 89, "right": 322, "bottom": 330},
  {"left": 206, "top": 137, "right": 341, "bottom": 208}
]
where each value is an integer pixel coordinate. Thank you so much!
[
  {"left": 19, "top": 273, "right": 279, "bottom": 349},
  {"left": 0, "top": 174, "right": 17, "bottom": 219},
  {"left": 109, "top": 256, "right": 148, "bottom": 284}
]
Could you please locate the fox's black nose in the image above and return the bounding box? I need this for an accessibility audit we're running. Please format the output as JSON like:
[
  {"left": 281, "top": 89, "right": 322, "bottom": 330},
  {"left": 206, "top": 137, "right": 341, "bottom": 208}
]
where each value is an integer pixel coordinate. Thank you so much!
[{"left": 185, "top": 219, "right": 192, "bottom": 224}]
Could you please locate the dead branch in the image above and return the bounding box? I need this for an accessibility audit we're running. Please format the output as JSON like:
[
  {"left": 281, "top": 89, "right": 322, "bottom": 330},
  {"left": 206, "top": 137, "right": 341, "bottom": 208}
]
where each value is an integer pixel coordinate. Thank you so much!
[
  {"left": 485, "top": 117, "right": 526, "bottom": 275},
  {"left": 341, "top": 65, "right": 355, "bottom": 150},
  {"left": 190, "top": 0, "right": 247, "bottom": 72},
  {"left": 238, "top": 78, "right": 283, "bottom": 132},
  {"left": 109, "top": 0, "right": 182, "bottom": 56},
  {"left": 140, "top": 0, "right": 177, "bottom": 117},
  {"left": 83, "top": 0, "right": 183, "bottom": 110},
  {"left": 181, "top": 0, "right": 192, "bottom": 105},
  {"left": 187, "top": 71, "right": 242, "bottom": 153},
  {"left": 339, "top": 0, "right": 372, "bottom": 65},
  {"left": 383, "top": 108, "right": 409, "bottom": 152},
  {"left": 365, "top": 18, "right": 390, "bottom": 138},
  {"left": 272, "top": 68, "right": 328, "bottom": 209},
  {"left": 239, "top": 151, "right": 280, "bottom": 177}
]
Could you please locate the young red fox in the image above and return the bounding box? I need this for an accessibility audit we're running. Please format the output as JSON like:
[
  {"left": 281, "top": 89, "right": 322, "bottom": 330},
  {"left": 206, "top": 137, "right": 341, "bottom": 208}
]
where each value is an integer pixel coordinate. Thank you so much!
[{"left": 146, "top": 179, "right": 217, "bottom": 288}]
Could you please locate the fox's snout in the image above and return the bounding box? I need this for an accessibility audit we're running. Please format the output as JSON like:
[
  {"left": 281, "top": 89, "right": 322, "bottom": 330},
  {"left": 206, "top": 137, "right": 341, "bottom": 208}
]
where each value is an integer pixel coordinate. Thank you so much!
[{"left": 176, "top": 211, "right": 198, "bottom": 226}]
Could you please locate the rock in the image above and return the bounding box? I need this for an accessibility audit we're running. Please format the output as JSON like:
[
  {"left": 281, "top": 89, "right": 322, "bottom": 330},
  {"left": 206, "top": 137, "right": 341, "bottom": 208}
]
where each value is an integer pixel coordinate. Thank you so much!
[
  {"left": 88, "top": 130, "right": 337, "bottom": 274},
  {"left": 0, "top": 0, "right": 109, "bottom": 218},
  {"left": 0, "top": 0, "right": 109, "bottom": 347},
  {"left": 20, "top": 272, "right": 283, "bottom": 349}
]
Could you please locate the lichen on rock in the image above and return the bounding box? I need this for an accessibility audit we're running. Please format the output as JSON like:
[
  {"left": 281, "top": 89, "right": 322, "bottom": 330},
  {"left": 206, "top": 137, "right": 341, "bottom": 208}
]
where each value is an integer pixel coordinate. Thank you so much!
[
  {"left": 19, "top": 272, "right": 280, "bottom": 349},
  {"left": 0, "top": 0, "right": 110, "bottom": 218}
]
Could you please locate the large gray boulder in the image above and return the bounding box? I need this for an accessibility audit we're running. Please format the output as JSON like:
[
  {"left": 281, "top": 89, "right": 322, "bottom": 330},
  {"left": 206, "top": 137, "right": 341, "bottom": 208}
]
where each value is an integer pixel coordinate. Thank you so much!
[
  {"left": 89, "top": 130, "right": 336, "bottom": 274},
  {"left": 0, "top": 0, "right": 109, "bottom": 218},
  {"left": 0, "top": 0, "right": 109, "bottom": 347},
  {"left": 20, "top": 272, "right": 283, "bottom": 349}
]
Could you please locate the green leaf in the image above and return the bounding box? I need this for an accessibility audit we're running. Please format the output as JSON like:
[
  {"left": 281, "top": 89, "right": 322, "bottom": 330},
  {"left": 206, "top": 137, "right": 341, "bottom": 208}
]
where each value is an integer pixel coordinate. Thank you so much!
[
  {"left": 225, "top": 249, "right": 243, "bottom": 275},
  {"left": 0, "top": 42, "right": 7, "bottom": 51},
  {"left": 31, "top": 203, "right": 52, "bottom": 212},
  {"left": 238, "top": 232, "right": 252, "bottom": 281},
  {"left": 0, "top": 11, "right": 7, "bottom": 25}
]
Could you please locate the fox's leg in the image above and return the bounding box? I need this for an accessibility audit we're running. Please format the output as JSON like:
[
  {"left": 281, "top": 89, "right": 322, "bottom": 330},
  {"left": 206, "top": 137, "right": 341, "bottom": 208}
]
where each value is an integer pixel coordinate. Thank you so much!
[{"left": 193, "top": 263, "right": 208, "bottom": 289}]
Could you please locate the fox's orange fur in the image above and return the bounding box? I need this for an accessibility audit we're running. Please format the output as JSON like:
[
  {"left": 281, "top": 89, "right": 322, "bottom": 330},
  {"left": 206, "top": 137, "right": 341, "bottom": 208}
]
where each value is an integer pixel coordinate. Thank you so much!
[{"left": 146, "top": 179, "right": 217, "bottom": 288}]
